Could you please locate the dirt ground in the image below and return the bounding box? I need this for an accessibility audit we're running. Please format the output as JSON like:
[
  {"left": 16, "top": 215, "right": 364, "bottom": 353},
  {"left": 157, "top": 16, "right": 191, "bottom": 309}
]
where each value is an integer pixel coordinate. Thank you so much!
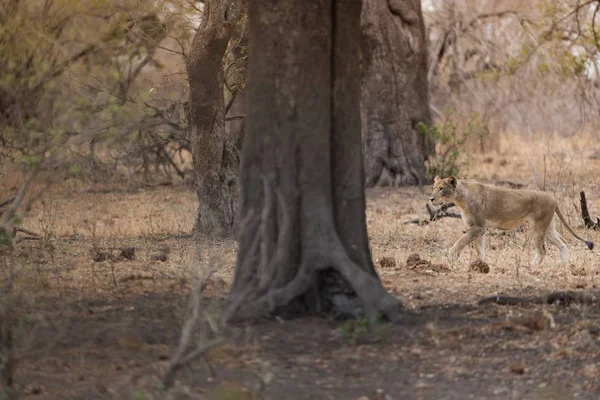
[{"left": 3, "top": 132, "right": 600, "bottom": 399}]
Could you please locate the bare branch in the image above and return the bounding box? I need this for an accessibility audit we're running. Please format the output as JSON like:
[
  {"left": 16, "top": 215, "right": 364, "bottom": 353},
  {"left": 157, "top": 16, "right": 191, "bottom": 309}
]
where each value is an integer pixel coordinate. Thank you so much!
[
  {"left": 14, "top": 235, "right": 42, "bottom": 244},
  {"left": 592, "top": 1, "right": 600, "bottom": 52},
  {"left": 13, "top": 227, "right": 42, "bottom": 238},
  {"left": 162, "top": 264, "right": 221, "bottom": 388},
  {"left": 0, "top": 198, "right": 15, "bottom": 210},
  {"left": 543, "top": 0, "right": 598, "bottom": 41},
  {"left": 0, "top": 166, "right": 39, "bottom": 229},
  {"left": 224, "top": 89, "right": 239, "bottom": 116}
]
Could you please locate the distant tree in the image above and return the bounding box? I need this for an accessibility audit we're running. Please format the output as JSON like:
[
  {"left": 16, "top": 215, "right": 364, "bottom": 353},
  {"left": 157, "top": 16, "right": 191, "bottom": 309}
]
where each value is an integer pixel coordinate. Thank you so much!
[
  {"left": 225, "top": 0, "right": 402, "bottom": 322},
  {"left": 426, "top": 0, "right": 600, "bottom": 138},
  {"left": 361, "top": 0, "right": 433, "bottom": 186},
  {"left": 0, "top": 0, "right": 193, "bottom": 242},
  {"left": 186, "top": 0, "right": 244, "bottom": 236}
]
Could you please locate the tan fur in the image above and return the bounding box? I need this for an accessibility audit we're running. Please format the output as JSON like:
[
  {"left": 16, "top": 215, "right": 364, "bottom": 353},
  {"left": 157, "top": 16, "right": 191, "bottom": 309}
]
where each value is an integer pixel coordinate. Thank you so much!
[{"left": 429, "top": 176, "right": 594, "bottom": 266}]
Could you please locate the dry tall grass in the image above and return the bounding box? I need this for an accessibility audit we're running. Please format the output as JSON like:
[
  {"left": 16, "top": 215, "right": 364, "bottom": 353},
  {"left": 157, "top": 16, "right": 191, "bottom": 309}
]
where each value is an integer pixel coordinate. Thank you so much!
[{"left": 2, "top": 131, "right": 599, "bottom": 309}]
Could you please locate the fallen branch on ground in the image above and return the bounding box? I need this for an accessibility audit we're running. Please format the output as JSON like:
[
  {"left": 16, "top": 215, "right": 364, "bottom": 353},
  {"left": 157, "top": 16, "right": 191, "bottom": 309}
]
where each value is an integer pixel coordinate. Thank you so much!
[
  {"left": 403, "top": 218, "right": 429, "bottom": 226},
  {"left": 478, "top": 291, "right": 598, "bottom": 306},
  {"left": 579, "top": 191, "right": 600, "bottom": 230},
  {"left": 14, "top": 236, "right": 42, "bottom": 244},
  {"left": 426, "top": 202, "right": 461, "bottom": 221}
]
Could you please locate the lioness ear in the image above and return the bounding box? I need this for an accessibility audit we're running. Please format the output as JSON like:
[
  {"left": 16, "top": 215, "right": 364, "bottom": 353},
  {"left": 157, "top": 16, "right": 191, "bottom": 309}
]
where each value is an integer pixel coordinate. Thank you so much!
[
  {"left": 448, "top": 176, "right": 457, "bottom": 187},
  {"left": 434, "top": 175, "right": 441, "bottom": 182}
]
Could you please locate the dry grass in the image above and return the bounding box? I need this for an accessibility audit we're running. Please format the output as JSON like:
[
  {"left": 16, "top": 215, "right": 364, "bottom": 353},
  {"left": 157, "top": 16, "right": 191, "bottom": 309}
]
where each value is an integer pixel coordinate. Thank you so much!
[
  {"left": 2, "top": 131, "right": 600, "bottom": 304},
  {"left": 367, "top": 131, "right": 600, "bottom": 308},
  {"left": 3, "top": 131, "right": 600, "bottom": 399}
]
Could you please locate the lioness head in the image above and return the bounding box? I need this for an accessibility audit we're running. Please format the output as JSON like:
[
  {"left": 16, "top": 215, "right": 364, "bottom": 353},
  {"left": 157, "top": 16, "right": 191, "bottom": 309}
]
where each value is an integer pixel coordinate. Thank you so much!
[{"left": 429, "top": 175, "right": 457, "bottom": 205}]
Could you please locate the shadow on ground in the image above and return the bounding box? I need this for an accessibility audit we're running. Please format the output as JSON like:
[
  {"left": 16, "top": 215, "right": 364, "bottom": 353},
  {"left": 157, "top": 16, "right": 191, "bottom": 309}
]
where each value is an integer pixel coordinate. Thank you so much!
[{"left": 11, "top": 289, "right": 600, "bottom": 399}]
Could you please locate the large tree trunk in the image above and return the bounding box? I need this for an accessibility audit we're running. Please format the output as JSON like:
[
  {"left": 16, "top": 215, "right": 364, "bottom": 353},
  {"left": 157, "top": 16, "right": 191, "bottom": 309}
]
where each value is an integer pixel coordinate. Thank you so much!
[
  {"left": 0, "top": 304, "right": 13, "bottom": 398},
  {"left": 361, "top": 0, "right": 432, "bottom": 187},
  {"left": 186, "top": 0, "right": 242, "bottom": 237},
  {"left": 225, "top": 0, "right": 402, "bottom": 322}
]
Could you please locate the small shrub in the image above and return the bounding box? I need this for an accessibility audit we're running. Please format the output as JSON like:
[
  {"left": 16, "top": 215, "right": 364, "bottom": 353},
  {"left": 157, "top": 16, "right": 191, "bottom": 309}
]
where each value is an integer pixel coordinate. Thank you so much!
[
  {"left": 343, "top": 317, "right": 370, "bottom": 344},
  {"left": 342, "top": 314, "right": 390, "bottom": 345},
  {"left": 417, "top": 112, "right": 490, "bottom": 181}
]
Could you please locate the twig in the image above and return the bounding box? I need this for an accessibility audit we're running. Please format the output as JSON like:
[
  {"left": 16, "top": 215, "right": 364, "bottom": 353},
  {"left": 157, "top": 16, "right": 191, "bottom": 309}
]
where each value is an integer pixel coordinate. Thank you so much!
[
  {"left": 0, "top": 167, "right": 39, "bottom": 228},
  {"left": 593, "top": 1, "right": 600, "bottom": 52},
  {"left": 150, "top": 133, "right": 185, "bottom": 179},
  {"left": 162, "top": 265, "right": 221, "bottom": 388},
  {"left": 403, "top": 218, "right": 429, "bottom": 226},
  {"left": 224, "top": 89, "right": 239, "bottom": 116},
  {"left": 13, "top": 227, "right": 42, "bottom": 237},
  {"left": 14, "top": 236, "right": 42, "bottom": 244},
  {"left": 0, "top": 198, "right": 15, "bottom": 210}
]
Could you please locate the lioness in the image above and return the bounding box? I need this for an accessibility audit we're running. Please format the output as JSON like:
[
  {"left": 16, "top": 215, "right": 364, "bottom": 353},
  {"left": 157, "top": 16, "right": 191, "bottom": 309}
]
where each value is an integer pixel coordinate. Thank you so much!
[{"left": 429, "top": 176, "right": 594, "bottom": 265}]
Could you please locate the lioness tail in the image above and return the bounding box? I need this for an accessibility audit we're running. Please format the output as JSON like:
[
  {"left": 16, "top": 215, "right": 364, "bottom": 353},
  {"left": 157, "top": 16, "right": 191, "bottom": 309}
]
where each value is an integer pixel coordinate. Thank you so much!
[{"left": 555, "top": 206, "right": 594, "bottom": 250}]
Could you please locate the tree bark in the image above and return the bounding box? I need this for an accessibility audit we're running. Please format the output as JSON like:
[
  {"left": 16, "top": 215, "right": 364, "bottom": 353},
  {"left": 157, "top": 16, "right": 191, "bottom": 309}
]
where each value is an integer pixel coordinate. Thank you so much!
[
  {"left": 226, "top": 0, "right": 403, "bottom": 322},
  {"left": 186, "top": 0, "right": 242, "bottom": 237},
  {"left": 224, "top": 14, "right": 248, "bottom": 153},
  {"left": 361, "top": 0, "right": 433, "bottom": 186},
  {"left": 0, "top": 304, "right": 13, "bottom": 398}
]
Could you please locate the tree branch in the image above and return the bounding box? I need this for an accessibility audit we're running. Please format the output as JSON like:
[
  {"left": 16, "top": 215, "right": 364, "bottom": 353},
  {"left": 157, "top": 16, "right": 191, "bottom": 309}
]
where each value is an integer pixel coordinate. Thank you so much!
[
  {"left": 0, "top": 198, "right": 15, "bottom": 210},
  {"left": 162, "top": 265, "right": 221, "bottom": 388},
  {"left": 592, "top": 1, "right": 600, "bottom": 52}
]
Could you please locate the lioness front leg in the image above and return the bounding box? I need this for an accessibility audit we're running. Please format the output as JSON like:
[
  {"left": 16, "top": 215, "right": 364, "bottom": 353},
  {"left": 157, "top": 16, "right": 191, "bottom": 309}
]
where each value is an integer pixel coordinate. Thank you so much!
[
  {"left": 475, "top": 234, "right": 486, "bottom": 260},
  {"left": 449, "top": 226, "right": 485, "bottom": 262}
]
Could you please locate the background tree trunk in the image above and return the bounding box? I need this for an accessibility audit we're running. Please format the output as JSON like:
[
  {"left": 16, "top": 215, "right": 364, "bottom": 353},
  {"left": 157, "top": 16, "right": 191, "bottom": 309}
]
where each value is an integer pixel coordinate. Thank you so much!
[
  {"left": 224, "top": 15, "right": 248, "bottom": 148},
  {"left": 226, "top": 0, "right": 402, "bottom": 322},
  {"left": 361, "top": 0, "right": 433, "bottom": 186},
  {"left": 186, "top": 0, "right": 242, "bottom": 236}
]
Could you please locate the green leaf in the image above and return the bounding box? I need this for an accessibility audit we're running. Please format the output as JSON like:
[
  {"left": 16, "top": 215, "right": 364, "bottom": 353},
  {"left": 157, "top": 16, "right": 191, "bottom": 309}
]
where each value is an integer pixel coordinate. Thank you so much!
[
  {"left": 23, "top": 154, "right": 42, "bottom": 167},
  {"left": 0, "top": 228, "right": 12, "bottom": 247},
  {"left": 68, "top": 164, "right": 82, "bottom": 176},
  {"left": 11, "top": 214, "right": 22, "bottom": 226}
]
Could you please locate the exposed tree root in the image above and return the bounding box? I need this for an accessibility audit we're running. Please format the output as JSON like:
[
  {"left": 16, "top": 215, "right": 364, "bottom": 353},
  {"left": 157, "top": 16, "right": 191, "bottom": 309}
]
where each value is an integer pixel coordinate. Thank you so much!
[
  {"left": 326, "top": 243, "right": 403, "bottom": 322},
  {"left": 226, "top": 178, "right": 405, "bottom": 324}
]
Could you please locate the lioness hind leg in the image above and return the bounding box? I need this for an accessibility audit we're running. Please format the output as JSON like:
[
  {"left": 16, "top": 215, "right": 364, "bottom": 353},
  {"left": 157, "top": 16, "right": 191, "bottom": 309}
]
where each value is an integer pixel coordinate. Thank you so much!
[
  {"left": 546, "top": 218, "right": 568, "bottom": 263},
  {"left": 531, "top": 230, "right": 547, "bottom": 266}
]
